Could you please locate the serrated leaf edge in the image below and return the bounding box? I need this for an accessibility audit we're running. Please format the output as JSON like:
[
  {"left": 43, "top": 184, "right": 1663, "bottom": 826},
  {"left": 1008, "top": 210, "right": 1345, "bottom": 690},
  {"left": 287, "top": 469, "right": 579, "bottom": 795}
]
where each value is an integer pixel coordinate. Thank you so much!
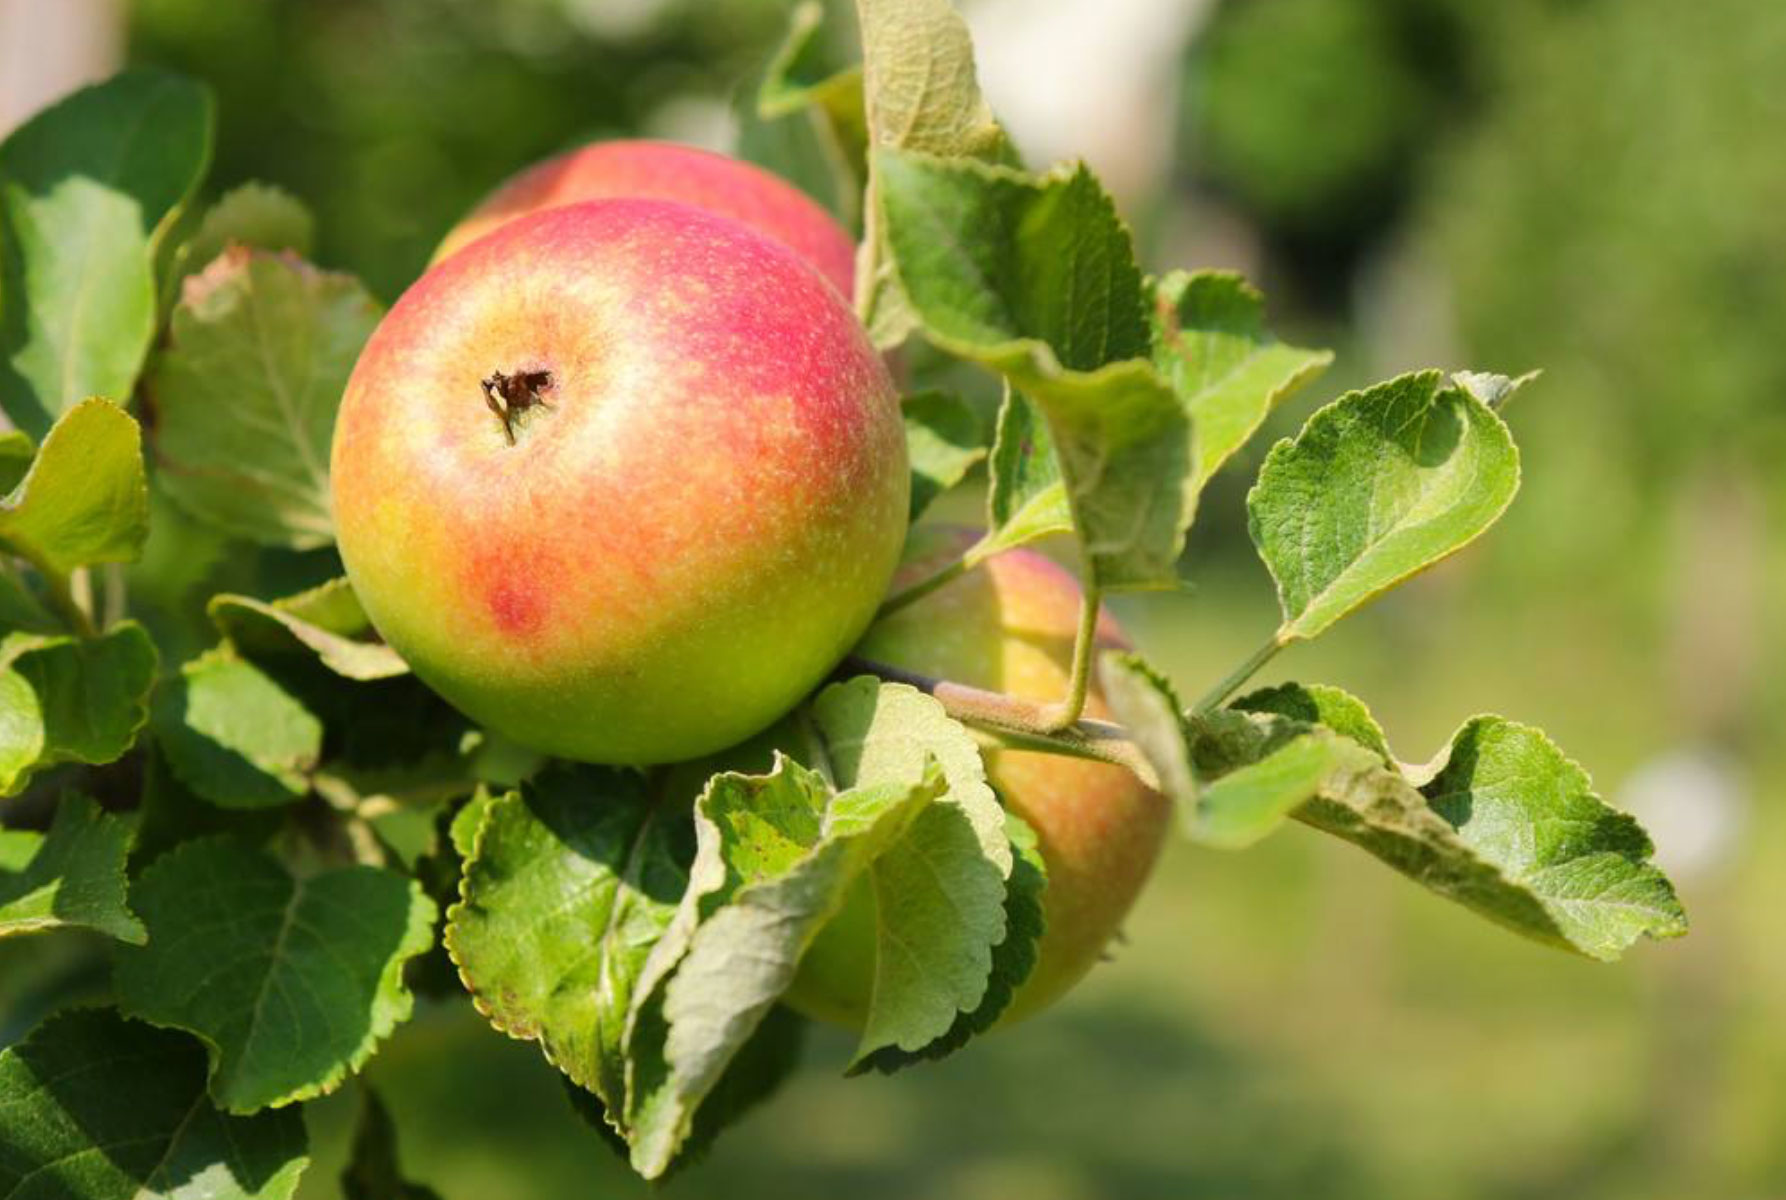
[{"left": 116, "top": 835, "right": 437, "bottom": 1114}]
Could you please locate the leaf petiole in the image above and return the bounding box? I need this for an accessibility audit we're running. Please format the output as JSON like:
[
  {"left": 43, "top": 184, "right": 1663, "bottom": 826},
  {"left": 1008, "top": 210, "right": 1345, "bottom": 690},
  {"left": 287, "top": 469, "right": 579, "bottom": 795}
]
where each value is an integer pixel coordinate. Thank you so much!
[
  {"left": 1192, "top": 634, "right": 1285, "bottom": 714},
  {"left": 1039, "top": 585, "right": 1100, "bottom": 732},
  {"left": 875, "top": 551, "right": 972, "bottom": 619},
  {"left": 840, "top": 655, "right": 1159, "bottom": 788}
]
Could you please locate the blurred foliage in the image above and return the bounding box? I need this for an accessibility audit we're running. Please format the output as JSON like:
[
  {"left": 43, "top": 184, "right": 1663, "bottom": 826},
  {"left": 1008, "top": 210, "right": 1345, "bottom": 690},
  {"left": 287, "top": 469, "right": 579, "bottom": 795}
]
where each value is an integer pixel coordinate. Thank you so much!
[
  {"left": 1186, "top": 0, "right": 1786, "bottom": 477},
  {"left": 129, "top": 0, "right": 793, "bottom": 299},
  {"left": 1425, "top": 0, "right": 1786, "bottom": 476},
  {"left": 1184, "top": 0, "right": 1477, "bottom": 300}
]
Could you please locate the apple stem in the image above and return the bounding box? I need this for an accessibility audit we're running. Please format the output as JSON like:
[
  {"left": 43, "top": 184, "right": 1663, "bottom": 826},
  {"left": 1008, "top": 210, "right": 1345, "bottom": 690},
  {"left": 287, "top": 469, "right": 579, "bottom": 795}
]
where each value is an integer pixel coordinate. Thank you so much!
[
  {"left": 1040, "top": 586, "right": 1101, "bottom": 732},
  {"left": 839, "top": 655, "right": 1161, "bottom": 789},
  {"left": 1192, "top": 634, "right": 1286, "bottom": 713},
  {"left": 875, "top": 553, "right": 971, "bottom": 619}
]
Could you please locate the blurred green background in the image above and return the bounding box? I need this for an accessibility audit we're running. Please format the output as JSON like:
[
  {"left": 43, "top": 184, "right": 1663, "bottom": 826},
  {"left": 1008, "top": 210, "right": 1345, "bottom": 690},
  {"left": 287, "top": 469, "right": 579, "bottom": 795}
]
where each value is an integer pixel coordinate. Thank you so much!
[{"left": 9, "top": 0, "right": 1786, "bottom": 1195}]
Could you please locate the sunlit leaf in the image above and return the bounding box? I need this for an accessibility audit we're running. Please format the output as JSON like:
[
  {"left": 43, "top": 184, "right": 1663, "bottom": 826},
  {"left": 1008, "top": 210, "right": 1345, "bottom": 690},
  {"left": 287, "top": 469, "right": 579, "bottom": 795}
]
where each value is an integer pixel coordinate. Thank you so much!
[
  {"left": 1248, "top": 370, "right": 1524, "bottom": 640},
  {"left": 0, "top": 794, "right": 143, "bottom": 943},
  {"left": 150, "top": 248, "right": 381, "bottom": 549},
  {"left": 0, "top": 398, "right": 148, "bottom": 580},
  {"left": 446, "top": 766, "right": 689, "bottom": 1116},
  {"left": 1150, "top": 270, "right": 1331, "bottom": 492},
  {"left": 0, "top": 622, "right": 157, "bottom": 796},
  {"left": 0, "top": 69, "right": 213, "bottom": 436}
]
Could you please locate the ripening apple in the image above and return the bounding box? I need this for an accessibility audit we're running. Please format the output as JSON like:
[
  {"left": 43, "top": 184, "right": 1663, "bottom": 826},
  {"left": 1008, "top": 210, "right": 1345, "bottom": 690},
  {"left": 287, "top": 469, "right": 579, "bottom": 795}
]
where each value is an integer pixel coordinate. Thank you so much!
[
  {"left": 330, "top": 199, "right": 908, "bottom": 765},
  {"left": 431, "top": 139, "right": 856, "bottom": 299},
  {"left": 788, "top": 526, "right": 1173, "bottom": 1025}
]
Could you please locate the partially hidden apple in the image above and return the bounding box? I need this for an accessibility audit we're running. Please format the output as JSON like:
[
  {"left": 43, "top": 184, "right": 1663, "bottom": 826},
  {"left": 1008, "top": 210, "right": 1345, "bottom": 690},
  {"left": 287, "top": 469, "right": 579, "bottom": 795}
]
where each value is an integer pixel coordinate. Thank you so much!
[
  {"left": 789, "top": 526, "right": 1173, "bottom": 1026},
  {"left": 330, "top": 199, "right": 908, "bottom": 765},
  {"left": 431, "top": 139, "right": 856, "bottom": 299}
]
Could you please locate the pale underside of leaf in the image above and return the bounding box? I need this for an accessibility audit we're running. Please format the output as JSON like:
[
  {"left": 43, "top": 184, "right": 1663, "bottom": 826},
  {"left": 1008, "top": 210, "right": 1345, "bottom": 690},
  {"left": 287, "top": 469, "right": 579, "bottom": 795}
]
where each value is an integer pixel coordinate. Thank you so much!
[
  {"left": 209, "top": 579, "right": 408, "bottom": 681},
  {"left": 853, "top": 0, "right": 1014, "bottom": 339}
]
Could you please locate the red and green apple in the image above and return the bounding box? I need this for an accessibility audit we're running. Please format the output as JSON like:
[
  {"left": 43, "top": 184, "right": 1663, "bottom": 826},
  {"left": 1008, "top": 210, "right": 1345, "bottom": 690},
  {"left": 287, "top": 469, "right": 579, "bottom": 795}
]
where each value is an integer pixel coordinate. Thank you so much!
[
  {"left": 431, "top": 139, "right": 856, "bottom": 299},
  {"left": 331, "top": 199, "right": 907, "bottom": 765},
  {"left": 790, "top": 526, "right": 1173, "bottom": 1025}
]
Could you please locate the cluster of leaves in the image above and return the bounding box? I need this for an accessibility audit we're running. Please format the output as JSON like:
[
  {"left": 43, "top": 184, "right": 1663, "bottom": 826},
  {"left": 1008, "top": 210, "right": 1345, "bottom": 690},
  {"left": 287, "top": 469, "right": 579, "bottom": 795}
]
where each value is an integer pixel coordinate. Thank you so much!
[{"left": 0, "top": 0, "right": 1685, "bottom": 1193}]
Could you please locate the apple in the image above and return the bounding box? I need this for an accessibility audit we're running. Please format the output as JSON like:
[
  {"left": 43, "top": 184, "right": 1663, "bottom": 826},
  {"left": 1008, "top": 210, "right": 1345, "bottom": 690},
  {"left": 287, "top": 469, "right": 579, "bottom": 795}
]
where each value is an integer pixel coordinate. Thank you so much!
[
  {"left": 431, "top": 139, "right": 856, "bottom": 299},
  {"left": 789, "top": 526, "right": 1172, "bottom": 1026},
  {"left": 330, "top": 199, "right": 908, "bottom": 765}
]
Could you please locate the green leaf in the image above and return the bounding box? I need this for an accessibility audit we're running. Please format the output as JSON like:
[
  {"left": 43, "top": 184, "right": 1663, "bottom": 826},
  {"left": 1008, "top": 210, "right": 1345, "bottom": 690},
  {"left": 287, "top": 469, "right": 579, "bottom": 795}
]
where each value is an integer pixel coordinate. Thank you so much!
[
  {"left": 756, "top": 2, "right": 868, "bottom": 206},
  {"left": 623, "top": 756, "right": 941, "bottom": 1178},
  {"left": 1248, "top": 369, "right": 1524, "bottom": 641},
  {"left": 340, "top": 1090, "right": 441, "bottom": 1200},
  {"left": 1146, "top": 679, "right": 1687, "bottom": 959},
  {"left": 114, "top": 837, "right": 437, "bottom": 1113},
  {"left": 1097, "top": 653, "right": 1195, "bottom": 803},
  {"left": 853, "top": 808, "right": 1046, "bottom": 1073},
  {"left": 855, "top": 0, "right": 1010, "bottom": 161},
  {"left": 1189, "top": 727, "right": 1357, "bottom": 850},
  {"left": 445, "top": 766, "right": 690, "bottom": 1117},
  {"left": 150, "top": 248, "right": 382, "bottom": 549},
  {"left": 448, "top": 789, "right": 497, "bottom": 862},
  {"left": 1235, "top": 681, "right": 1392, "bottom": 763},
  {"left": 971, "top": 388, "right": 1072, "bottom": 561},
  {"left": 902, "top": 391, "right": 986, "bottom": 519},
  {"left": 879, "top": 153, "right": 1147, "bottom": 367},
  {"left": 0, "top": 398, "right": 148, "bottom": 580},
  {"left": 209, "top": 579, "right": 408, "bottom": 681},
  {"left": 0, "top": 1007, "right": 309, "bottom": 1200},
  {"left": 853, "top": 0, "right": 1014, "bottom": 340},
  {"left": 131, "top": 747, "right": 282, "bottom": 871},
  {"left": 1407, "top": 716, "right": 1689, "bottom": 959},
  {"left": 1149, "top": 270, "right": 1331, "bottom": 492},
  {"left": 0, "top": 69, "right": 214, "bottom": 437},
  {"left": 1102, "top": 653, "right": 1332, "bottom": 848},
  {"left": 0, "top": 794, "right": 144, "bottom": 943},
  {"left": 0, "top": 831, "right": 38, "bottom": 873},
  {"left": 154, "top": 649, "right": 322, "bottom": 809},
  {"left": 806, "top": 677, "right": 1011, "bottom": 1063},
  {"left": 0, "top": 565, "right": 58, "bottom": 636},
  {"left": 0, "top": 622, "right": 158, "bottom": 796},
  {"left": 877, "top": 151, "right": 1194, "bottom": 589},
  {"left": 174, "top": 183, "right": 315, "bottom": 287},
  {"left": 562, "top": 1006, "right": 805, "bottom": 1179},
  {"left": 0, "top": 432, "right": 35, "bottom": 494}
]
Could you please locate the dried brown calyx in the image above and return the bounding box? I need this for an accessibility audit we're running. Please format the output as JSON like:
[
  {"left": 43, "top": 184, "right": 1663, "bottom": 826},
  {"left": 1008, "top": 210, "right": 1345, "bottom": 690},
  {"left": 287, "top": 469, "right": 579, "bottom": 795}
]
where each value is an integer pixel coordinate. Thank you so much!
[{"left": 481, "top": 369, "right": 554, "bottom": 444}]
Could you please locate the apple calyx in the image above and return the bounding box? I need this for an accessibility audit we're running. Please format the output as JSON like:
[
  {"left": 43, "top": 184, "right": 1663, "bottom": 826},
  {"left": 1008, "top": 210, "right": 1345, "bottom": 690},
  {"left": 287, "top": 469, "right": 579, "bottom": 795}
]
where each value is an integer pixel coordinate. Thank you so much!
[{"left": 480, "top": 368, "right": 554, "bottom": 444}]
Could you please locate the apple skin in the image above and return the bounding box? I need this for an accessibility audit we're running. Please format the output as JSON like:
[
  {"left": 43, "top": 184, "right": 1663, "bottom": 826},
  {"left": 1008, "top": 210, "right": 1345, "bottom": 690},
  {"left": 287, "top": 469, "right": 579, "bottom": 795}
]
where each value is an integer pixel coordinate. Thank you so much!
[
  {"left": 788, "top": 526, "right": 1172, "bottom": 1026},
  {"left": 330, "top": 199, "right": 907, "bottom": 765},
  {"left": 431, "top": 139, "right": 856, "bottom": 298}
]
